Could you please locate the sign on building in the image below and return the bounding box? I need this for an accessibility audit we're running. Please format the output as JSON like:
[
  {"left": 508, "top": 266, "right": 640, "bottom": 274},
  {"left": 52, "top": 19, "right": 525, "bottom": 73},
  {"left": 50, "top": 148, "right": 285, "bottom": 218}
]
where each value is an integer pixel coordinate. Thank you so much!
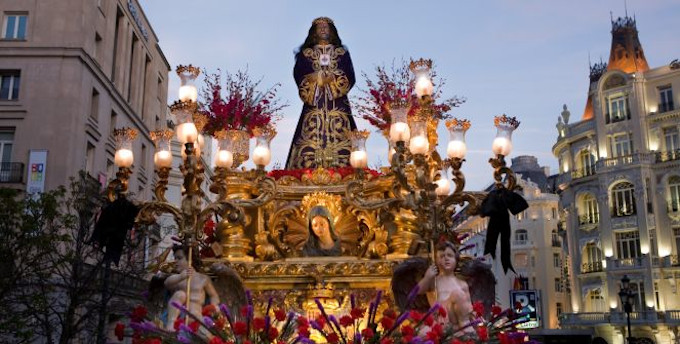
[{"left": 509, "top": 289, "right": 541, "bottom": 329}]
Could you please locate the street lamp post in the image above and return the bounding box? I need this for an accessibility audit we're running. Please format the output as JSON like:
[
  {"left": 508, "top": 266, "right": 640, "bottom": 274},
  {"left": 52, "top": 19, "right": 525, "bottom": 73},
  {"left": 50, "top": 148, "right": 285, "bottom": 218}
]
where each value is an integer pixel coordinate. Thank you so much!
[{"left": 618, "top": 274, "right": 635, "bottom": 344}]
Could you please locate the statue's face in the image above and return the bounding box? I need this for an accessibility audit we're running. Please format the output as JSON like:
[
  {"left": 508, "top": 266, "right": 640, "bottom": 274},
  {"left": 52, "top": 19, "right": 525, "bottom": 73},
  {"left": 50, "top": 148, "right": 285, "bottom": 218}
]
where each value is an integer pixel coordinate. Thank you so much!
[
  {"left": 174, "top": 250, "right": 188, "bottom": 270},
  {"left": 315, "top": 21, "right": 330, "bottom": 42},
  {"left": 436, "top": 247, "right": 457, "bottom": 272},
  {"left": 311, "top": 215, "right": 331, "bottom": 239}
]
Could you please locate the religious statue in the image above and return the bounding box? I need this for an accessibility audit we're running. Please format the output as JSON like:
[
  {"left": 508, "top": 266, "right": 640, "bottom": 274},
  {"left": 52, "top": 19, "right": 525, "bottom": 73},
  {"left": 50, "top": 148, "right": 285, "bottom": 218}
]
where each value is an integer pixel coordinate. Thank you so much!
[
  {"left": 164, "top": 245, "right": 220, "bottom": 329},
  {"left": 285, "top": 17, "right": 357, "bottom": 169},
  {"left": 302, "top": 205, "right": 342, "bottom": 256},
  {"left": 417, "top": 241, "right": 474, "bottom": 334}
]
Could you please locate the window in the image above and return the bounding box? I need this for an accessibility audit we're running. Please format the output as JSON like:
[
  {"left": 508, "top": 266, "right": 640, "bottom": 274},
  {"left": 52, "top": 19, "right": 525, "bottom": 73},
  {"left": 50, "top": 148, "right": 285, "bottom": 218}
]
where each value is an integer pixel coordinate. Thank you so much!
[
  {"left": 612, "top": 182, "right": 636, "bottom": 216},
  {"left": 622, "top": 280, "right": 645, "bottom": 311},
  {"left": 106, "top": 159, "right": 114, "bottom": 181},
  {"left": 90, "top": 89, "right": 99, "bottom": 120},
  {"left": 94, "top": 32, "right": 102, "bottom": 62},
  {"left": 514, "top": 229, "right": 528, "bottom": 244},
  {"left": 140, "top": 143, "right": 147, "bottom": 171},
  {"left": 584, "top": 243, "right": 602, "bottom": 266},
  {"left": 0, "top": 129, "right": 13, "bottom": 164},
  {"left": 649, "top": 229, "right": 657, "bottom": 257},
  {"left": 665, "top": 127, "right": 679, "bottom": 152},
  {"left": 616, "top": 231, "right": 641, "bottom": 260},
  {"left": 659, "top": 86, "right": 674, "bottom": 113},
  {"left": 554, "top": 278, "right": 563, "bottom": 293},
  {"left": 86, "top": 142, "right": 95, "bottom": 175},
  {"left": 611, "top": 133, "right": 632, "bottom": 157},
  {"left": 674, "top": 228, "right": 680, "bottom": 257},
  {"left": 587, "top": 290, "right": 606, "bottom": 312},
  {"left": 553, "top": 253, "right": 560, "bottom": 268},
  {"left": 556, "top": 303, "right": 563, "bottom": 317},
  {"left": 579, "top": 150, "right": 596, "bottom": 176},
  {"left": 579, "top": 194, "right": 599, "bottom": 224},
  {"left": 669, "top": 176, "right": 680, "bottom": 212},
  {"left": 110, "top": 111, "right": 118, "bottom": 135},
  {"left": 2, "top": 13, "right": 27, "bottom": 40},
  {"left": 0, "top": 71, "right": 20, "bottom": 100},
  {"left": 608, "top": 96, "right": 629, "bottom": 123}
]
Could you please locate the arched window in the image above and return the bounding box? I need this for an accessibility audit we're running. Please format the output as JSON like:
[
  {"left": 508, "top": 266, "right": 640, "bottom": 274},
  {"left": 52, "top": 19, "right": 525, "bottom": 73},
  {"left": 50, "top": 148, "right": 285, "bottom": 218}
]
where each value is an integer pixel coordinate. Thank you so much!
[
  {"left": 514, "top": 229, "right": 528, "bottom": 244},
  {"left": 611, "top": 182, "right": 636, "bottom": 217},
  {"left": 669, "top": 175, "right": 680, "bottom": 212},
  {"left": 582, "top": 243, "right": 603, "bottom": 273},
  {"left": 578, "top": 193, "right": 599, "bottom": 224},
  {"left": 578, "top": 150, "right": 596, "bottom": 177}
]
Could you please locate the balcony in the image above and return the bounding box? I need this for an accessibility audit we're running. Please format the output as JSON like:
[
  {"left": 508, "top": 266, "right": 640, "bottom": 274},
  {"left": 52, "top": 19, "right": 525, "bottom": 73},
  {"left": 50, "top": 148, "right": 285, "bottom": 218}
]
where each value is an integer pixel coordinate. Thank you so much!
[
  {"left": 596, "top": 153, "right": 655, "bottom": 171},
  {"left": 656, "top": 149, "right": 680, "bottom": 163},
  {"left": 571, "top": 167, "right": 596, "bottom": 180},
  {"left": 610, "top": 215, "right": 637, "bottom": 230},
  {"left": 552, "top": 239, "right": 562, "bottom": 248},
  {"left": 608, "top": 256, "right": 646, "bottom": 270},
  {"left": 0, "top": 162, "right": 24, "bottom": 183},
  {"left": 581, "top": 261, "right": 604, "bottom": 274},
  {"left": 560, "top": 310, "right": 680, "bottom": 327},
  {"left": 610, "top": 311, "right": 659, "bottom": 325},
  {"left": 559, "top": 312, "right": 608, "bottom": 326},
  {"left": 512, "top": 240, "right": 533, "bottom": 247},
  {"left": 667, "top": 310, "right": 680, "bottom": 325},
  {"left": 658, "top": 102, "right": 675, "bottom": 113}
]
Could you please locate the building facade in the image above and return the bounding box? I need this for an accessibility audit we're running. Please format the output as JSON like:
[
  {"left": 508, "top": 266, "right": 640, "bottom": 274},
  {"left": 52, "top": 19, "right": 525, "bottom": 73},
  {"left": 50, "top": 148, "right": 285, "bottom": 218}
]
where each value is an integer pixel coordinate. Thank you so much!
[
  {"left": 456, "top": 156, "right": 568, "bottom": 330},
  {"left": 0, "top": 0, "right": 170, "bottom": 198},
  {"left": 553, "top": 15, "right": 680, "bottom": 344}
]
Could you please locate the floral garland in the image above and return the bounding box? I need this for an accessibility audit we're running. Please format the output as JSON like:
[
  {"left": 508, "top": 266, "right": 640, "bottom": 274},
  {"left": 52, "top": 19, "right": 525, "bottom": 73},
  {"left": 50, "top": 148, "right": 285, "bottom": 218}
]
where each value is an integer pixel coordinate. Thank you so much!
[
  {"left": 267, "top": 167, "right": 381, "bottom": 181},
  {"left": 116, "top": 287, "right": 539, "bottom": 344},
  {"left": 353, "top": 59, "right": 466, "bottom": 132},
  {"left": 200, "top": 69, "right": 286, "bottom": 137}
]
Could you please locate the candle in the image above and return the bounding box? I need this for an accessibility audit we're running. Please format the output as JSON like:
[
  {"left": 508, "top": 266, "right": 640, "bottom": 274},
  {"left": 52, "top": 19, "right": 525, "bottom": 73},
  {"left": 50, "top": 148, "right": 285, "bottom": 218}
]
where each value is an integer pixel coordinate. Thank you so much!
[
  {"left": 178, "top": 85, "right": 197, "bottom": 102},
  {"left": 492, "top": 136, "right": 512, "bottom": 156},
  {"left": 447, "top": 140, "right": 467, "bottom": 159},
  {"left": 252, "top": 146, "right": 271, "bottom": 166},
  {"left": 409, "top": 135, "right": 429, "bottom": 155},
  {"left": 175, "top": 122, "right": 198, "bottom": 144},
  {"left": 435, "top": 178, "right": 450, "bottom": 196},
  {"left": 350, "top": 150, "right": 368, "bottom": 168},
  {"left": 389, "top": 122, "right": 410, "bottom": 143},
  {"left": 114, "top": 148, "right": 134, "bottom": 168},
  {"left": 415, "top": 75, "right": 434, "bottom": 98},
  {"left": 215, "top": 150, "right": 233, "bottom": 168},
  {"left": 154, "top": 150, "right": 172, "bottom": 168}
]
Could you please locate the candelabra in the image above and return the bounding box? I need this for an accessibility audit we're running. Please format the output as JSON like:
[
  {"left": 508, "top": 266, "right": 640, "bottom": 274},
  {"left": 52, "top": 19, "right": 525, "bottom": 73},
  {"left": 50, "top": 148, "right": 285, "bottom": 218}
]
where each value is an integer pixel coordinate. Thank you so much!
[
  {"left": 346, "top": 58, "right": 521, "bottom": 251},
  {"left": 107, "top": 65, "right": 276, "bottom": 318}
]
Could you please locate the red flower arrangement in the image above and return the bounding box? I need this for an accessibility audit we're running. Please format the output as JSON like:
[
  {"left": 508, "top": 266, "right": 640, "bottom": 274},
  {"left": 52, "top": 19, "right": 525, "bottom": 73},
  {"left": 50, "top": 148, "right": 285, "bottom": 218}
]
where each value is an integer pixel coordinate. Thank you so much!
[
  {"left": 199, "top": 69, "right": 286, "bottom": 137},
  {"left": 354, "top": 59, "right": 466, "bottom": 132},
  {"left": 267, "top": 167, "right": 381, "bottom": 181}
]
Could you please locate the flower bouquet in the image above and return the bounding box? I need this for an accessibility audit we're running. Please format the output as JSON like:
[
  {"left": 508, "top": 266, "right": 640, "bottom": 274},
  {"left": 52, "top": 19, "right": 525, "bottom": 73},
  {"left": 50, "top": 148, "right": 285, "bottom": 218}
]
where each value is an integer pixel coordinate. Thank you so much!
[
  {"left": 199, "top": 69, "right": 286, "bottom": 137},
  {"left": 353, "top": 59, "right": 466, "bottom": 132}
]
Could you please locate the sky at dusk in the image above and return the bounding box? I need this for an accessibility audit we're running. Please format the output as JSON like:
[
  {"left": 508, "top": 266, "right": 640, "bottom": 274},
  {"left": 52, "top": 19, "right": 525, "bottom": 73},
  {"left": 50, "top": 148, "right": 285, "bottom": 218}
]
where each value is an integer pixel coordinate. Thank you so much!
[{"left": 141, "top": 0, "right": 679, "bottom": 190}]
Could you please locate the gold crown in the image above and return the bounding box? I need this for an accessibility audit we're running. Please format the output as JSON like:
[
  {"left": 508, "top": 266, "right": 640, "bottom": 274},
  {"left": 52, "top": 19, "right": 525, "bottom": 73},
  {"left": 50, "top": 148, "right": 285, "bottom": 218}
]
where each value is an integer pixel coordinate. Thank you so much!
[
  {"left": 113, "top": 127, "right": 138, "bottom": 143},
  {"left": 494, "top": 114, "right": 520, "bottom": 130},
  {"left": 409, "top": 58, "right": 433, "bottom": 75},
  {"left": 445, "top": 118, "right": 471, "bottom": 132},
  {"left": 313, "top": 17, "right": 334, "bottom": 26},
  {"left": 347, "top": 129, "right": 370, "bottom": 141},
  {"left": 252, "top": 125, "right": 277, "bottom": 140},
  {"left": 306, "top": 282, "right": 335, "bottom": 299},
  {"left": 176, "top": 64, "right": 200, "bottom": 78},
  {"left": 192, "top": 112, "right": 209, "bottom": 133},
  {"left": 301, "top": 192, "right": 342, "bottom": 223},
  {"left": 150, "top": 129, "right": 174, "bottom": 143}
]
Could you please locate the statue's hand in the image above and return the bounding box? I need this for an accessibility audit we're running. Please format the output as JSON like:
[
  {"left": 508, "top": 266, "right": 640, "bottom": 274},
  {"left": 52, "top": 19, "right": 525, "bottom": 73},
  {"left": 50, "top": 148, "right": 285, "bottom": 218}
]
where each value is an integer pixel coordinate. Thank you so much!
[
  {"left": 181, "top": 267, "right": 194, "bottom": 280},
  {"left": 424, "top": 264, "right": 439, "bottom": 279}
]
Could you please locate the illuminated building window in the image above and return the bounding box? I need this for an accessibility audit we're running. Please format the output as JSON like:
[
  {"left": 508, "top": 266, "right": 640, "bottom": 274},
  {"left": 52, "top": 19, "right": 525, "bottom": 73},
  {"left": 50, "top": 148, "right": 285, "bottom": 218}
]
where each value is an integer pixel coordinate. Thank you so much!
[{"left": 611, "top": 181, "right": 636, "bottom": 217}]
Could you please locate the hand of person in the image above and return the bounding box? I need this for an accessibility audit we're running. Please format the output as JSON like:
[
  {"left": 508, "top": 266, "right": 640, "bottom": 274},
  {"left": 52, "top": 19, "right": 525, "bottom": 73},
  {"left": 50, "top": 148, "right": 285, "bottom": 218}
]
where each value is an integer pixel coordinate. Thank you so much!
[
  {"left": 424, "top": 264, "right": 439, "bottom": 279},
  {"left": 181, "top": 267, "right": 194, "bottom": 280}
]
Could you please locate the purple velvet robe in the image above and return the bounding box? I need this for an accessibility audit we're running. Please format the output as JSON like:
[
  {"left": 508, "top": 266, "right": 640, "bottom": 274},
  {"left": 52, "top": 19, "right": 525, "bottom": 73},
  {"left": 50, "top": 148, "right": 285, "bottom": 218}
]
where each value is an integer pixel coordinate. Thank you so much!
[{"left": 285, "top": 44, "right": 357, "bottom": 169}]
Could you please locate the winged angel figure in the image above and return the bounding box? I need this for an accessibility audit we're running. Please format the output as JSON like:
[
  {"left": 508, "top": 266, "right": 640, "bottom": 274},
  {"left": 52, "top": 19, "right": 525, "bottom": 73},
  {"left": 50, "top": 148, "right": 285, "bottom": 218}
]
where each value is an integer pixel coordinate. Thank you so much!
[{"left": 391, "top": 240, "right": 496, "bottom": 331}]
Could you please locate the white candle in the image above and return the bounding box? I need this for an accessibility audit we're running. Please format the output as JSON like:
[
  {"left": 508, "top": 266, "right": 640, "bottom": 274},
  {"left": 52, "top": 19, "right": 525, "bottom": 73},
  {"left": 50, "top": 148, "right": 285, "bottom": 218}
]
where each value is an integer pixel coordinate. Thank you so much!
[
  {"left": 114, "top": 148, "right": 134, "bottom": 168},
  {"left": 178, "top": 85, "right": 197, "bottom": 102},
  {"left": 252, "top": 146, "right": 271, "bottom": 166},
  {"left": 350, "top": 150, "right": 368, "bottom": 168},
  {"left": 415, "top": 76, "right": 434, "bottom": 98},
  {"left": 389, "top": 122, "right": 410, "bottom": 142},
  {"left": 435, "top": 178, "right": 451, "bottom": 196},
  {"left": 492, "top": 137, "right": 512, "bottom": 156},
  {"left": 175, "top": 122, "right": 198, "bottom": 144},
  {"left": 154, "top": 150, "right": 172, "bottom": 168},
  {"left": 447, "top": 140, "right": 467, "bottom": 159},
  {"left": 215, "top": 150, "right": 233, "bottom": 168},
  {"left": 410, "top": 135, "right": 429, "bottom": 155}
]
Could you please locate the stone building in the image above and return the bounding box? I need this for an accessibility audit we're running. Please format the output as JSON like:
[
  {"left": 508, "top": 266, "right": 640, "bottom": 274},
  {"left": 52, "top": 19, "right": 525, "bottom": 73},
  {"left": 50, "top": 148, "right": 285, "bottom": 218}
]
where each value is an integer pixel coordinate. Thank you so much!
[{"left": 553, "top": 15, "right": 680, "bottom": 344}]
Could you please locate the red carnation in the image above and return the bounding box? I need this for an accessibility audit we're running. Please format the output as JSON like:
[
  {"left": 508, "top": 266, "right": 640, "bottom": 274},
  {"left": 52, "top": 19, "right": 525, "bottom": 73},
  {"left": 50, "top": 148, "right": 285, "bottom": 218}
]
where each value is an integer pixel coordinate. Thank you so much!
[
  {"left": 243, "top": 340, "right": 252, "bottom": 344},
  {"left": 424, "top": 315, "right": 434, "bottom": 327},
  {"left": 380, "top": 338, "right": 394, "bottom": 344},
  {"left": 400, "top": 325, "right": 414, "bottom": 337},
  {"left": 476, "top": 325, "right": 489, "bottom": 341},
  {"left": 327, "top": 332, "right": 340, "bottom": 344},
  {"left": 491, "top": 305, "right": 503, "bottom": 316},
  {"left": 426, "top": 330, "right": 439, "bottom": 343},
  {"left": 189, "top": 321, "right": 200, "bottom": 333},
  {"left": 432, "top": 323, "right": 443, "bottom": 336},
  {"left": 383, "top": 309, "right": 397, "bottom": 319},
  {"left": 402, "top": 335, "right": 413, "bottom": 344},
  {"left": 315, "top": 315, "right": 326, "bottom": 329},
  {"left": 350, "top": 307, "right": 365, "bottom": 320},
  {"left": 298, "top": 326, "right": 310, "bottom": 338},
  {"left": 215, "top": 317, "right": 226, "bottom": 329},
  {"left": 240, "top": 305, "right": 250, "bottom": 317},
  {"left": 203, "top": 304, "right": 217, "bottom": 316},
  {"left": 274, "top": 309, "right": 286, "bottom": 322},
  {"left": 410, "top": 311, "right": 423, "bottom": 322},
  {"left": 143, "top": 339, "right": 161, "bottom": 344},
  {"left": 268, "top": 326, "right": 279, "bottom": 340},
  {"left": 233, "top": 321, "right": 248, "bottom": 336},
  {"left": 339, "top": 315, "right": 354, "bottom": 327},
  {"left": 437, "top": 306, "right": 447, "bottom": 318},
  {"left": 114, "top": 322, "right": 125, "bottom": 341},
  {"left": 297, "top": 316, "right": 309, "bottom": 327},
  {"left": 173, "top": 317, "right": 184, "bottom": 331},
  {"left": 361, "top": 327, "right": 374, "bottom": 339},
  {"left": 210, "top": 337, "right": 226, "bottom": 344},
  {"left": 472, "top": 301, "right": 485, "bottom": 315},
  {"left": 130, "top": 305, "right": 147, "bottom": 323},
  {"left": 380, "top": 316, "right": 394, "bottom": 330},
  {"left": 253, "top": 317, "right": 266, "bottom": 331}
]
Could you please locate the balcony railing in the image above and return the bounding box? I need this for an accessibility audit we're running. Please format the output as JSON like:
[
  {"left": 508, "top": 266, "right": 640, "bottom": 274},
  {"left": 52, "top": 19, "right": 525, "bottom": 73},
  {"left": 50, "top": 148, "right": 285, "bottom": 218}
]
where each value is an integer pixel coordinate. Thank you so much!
[
  {"left": 579, "top": 215, "right": 599, "bottom": 225},
  {"left": 559, "top": 312, "right": 608, "bottom": 326},
  {"left": 561, "top": 310, "right": 680, "bottom": 327},
  {"left": 659, "top": 102, "right": 675, "bottom": 113},
  {"left": 581, "top": 261, "right": 604, "bottom": 273},
  {"left": 512, "top": 240, "right": 532, "bottom": 247},
  {"left": 596, "top": 153, "right": 655, "bottom": 170},
  {"left": 609, "top": 256, "right": 646, "bottom": 270},
  {"left": 552, "top": 239, "right": 562, "bottom": 248},
  {"left": 655, "top": 149, "right": 680, "bottom": 163},
  {"left": 667, "top": 310, "right": 680, "bottom": 325},
  {"left": 571, "top": 167, "right": 596, "bottom": 180},
  {"left": 0, "top": 162, "right": 24, "bottom": 183}
]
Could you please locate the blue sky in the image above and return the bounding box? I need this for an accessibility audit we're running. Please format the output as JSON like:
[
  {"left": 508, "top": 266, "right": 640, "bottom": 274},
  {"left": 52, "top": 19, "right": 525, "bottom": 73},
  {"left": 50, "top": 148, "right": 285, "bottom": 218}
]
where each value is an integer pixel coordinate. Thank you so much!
[{"left": 142, "top": 0, "right": 679, "bottom": 189}]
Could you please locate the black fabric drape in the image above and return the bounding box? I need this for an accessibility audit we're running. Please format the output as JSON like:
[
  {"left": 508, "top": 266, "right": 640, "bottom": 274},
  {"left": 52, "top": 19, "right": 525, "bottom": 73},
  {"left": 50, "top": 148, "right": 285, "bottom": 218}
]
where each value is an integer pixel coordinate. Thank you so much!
[
  {"left": 481, "top": 189, "right": 529, "bottom": 274},
  {"left": 91, "top": 198, "right": 140, "bottom": 265}
]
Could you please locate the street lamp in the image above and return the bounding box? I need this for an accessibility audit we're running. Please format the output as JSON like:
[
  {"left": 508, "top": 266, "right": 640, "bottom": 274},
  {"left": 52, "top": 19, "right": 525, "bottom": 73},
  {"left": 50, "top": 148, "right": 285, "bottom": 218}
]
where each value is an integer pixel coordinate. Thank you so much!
[{"left": 618, "top": 274, "right": 635, "bottom": 344}]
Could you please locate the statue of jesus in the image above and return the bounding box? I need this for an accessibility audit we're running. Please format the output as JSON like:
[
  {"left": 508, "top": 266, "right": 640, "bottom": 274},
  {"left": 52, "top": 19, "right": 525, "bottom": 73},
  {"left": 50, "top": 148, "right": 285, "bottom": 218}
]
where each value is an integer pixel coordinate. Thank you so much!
[{"left": 285, "top": 17, "right": 357, "bottom": 169}]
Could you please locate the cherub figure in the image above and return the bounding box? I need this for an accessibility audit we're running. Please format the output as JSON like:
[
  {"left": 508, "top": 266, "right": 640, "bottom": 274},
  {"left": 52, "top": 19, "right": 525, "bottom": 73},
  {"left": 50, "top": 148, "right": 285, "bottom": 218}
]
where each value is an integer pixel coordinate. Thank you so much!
[
  {"left": 416, "top": 240, "right": 474, "bottom": 333},
  {"left": 164, "top": 245, "right": 220, "bottom": 329}
]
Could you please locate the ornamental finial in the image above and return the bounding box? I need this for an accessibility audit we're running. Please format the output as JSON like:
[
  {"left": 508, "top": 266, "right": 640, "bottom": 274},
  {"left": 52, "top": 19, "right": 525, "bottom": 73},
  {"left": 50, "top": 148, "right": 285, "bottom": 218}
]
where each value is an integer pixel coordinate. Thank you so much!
[{"left": 313, "top": 17, "right": 334, "bottom": 26}]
